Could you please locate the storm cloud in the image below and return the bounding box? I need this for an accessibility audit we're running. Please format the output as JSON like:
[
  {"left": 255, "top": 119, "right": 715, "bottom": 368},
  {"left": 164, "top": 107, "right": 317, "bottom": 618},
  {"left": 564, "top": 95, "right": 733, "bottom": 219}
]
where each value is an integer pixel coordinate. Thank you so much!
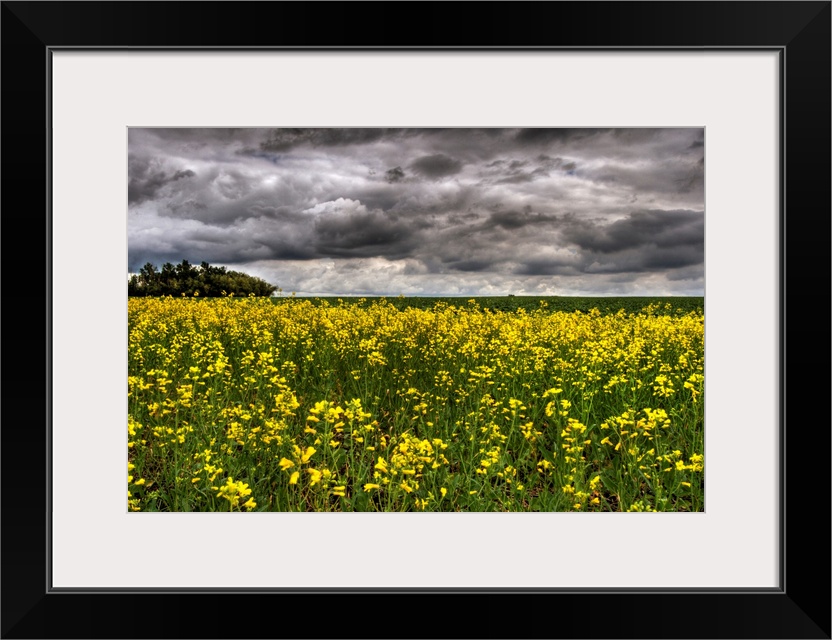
[
  {"left": 410, "top": 153, "right": 463, "bottom": 178},
  {"left": 128, "top": 155, "right": 195, "bottom": 204},
  {"left": 129, "top": 128, "right": 705, "bottom": 295}
]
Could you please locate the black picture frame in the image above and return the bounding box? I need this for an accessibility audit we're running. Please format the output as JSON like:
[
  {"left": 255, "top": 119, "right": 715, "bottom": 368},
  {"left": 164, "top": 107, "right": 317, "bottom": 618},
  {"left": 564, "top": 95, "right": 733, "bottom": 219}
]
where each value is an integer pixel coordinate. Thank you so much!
[{"left": 2, "top": 2, "right": 829, "bottom": 638}]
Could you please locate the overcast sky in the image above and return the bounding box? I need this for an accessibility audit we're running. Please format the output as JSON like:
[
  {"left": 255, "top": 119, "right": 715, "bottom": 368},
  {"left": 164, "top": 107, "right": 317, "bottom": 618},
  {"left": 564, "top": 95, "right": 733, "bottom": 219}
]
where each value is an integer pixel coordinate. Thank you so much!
[{"left": 128, "top": 128, "right": 704, "bottom": 296}]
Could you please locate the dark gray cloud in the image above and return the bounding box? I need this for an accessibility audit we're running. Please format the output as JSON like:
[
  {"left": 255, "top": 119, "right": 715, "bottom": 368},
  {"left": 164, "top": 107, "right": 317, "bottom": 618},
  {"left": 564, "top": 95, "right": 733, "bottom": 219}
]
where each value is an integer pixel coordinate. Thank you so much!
[
  {"left": 385, "top": 167, "right": 405, "bottom": 183},
  {"left": 410, "top": 153, "right": 463, "bottom": 179},
  {"left": 260, "top": 128, "right": 393, "bottom": 151},
  {"left": 483, "top": 154, "right": 576, "bottom": 185},
  {"left": 560, "top": 210, "right": 704, "bottom": 254},
  {"left": 306, "top": 199, "right": 422, "bottom": 259},
  {"left": 129, "top": 128, "right": 704, "bottom": 295},
  {"left": 128, "top": 155, "right": 195, "bottom": 204},
  {"left": 514, "top": 128, "right": 608, "bottom": 145}
]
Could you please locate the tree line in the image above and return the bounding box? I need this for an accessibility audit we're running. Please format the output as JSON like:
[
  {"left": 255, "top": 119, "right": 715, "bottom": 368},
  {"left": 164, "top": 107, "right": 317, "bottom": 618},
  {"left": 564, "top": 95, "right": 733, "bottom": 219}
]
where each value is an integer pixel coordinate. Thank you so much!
[{"left": 128, "top": 260, "right": 278, "bottom": 297}]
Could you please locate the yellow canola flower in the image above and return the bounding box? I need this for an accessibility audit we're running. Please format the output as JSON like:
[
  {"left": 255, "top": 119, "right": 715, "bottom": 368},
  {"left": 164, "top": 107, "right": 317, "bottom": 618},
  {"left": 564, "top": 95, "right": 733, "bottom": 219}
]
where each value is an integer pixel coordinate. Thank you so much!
[
  {"left": 215, "top": 477, "right": 253, "bottom": 509},
  {"left": 128, "top": 296, "right": 702, "bottom": 512},
  {"left": 364, "top": 483, "right": 380, "bottom": 491}
]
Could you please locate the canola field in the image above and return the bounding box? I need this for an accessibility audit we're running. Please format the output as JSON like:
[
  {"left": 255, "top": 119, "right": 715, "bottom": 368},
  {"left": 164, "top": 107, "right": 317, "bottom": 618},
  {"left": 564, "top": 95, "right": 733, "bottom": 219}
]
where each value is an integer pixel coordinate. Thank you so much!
[{"left": 128, "top": 296, "right": 704, "bottom": 512}]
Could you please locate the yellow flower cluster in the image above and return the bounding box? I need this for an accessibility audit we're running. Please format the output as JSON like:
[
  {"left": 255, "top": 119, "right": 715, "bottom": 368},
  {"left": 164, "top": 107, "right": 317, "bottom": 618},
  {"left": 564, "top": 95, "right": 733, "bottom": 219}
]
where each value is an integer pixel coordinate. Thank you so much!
[{"left": 214, "top": 477, "right": 256, "bottom": 510}]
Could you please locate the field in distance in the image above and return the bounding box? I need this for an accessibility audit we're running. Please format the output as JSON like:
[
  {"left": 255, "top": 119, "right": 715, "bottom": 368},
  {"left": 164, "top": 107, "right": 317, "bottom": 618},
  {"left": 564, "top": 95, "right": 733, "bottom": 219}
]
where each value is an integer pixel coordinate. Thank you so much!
[{"left": 279, "top": 295, "right": 704, "bottom": 315}]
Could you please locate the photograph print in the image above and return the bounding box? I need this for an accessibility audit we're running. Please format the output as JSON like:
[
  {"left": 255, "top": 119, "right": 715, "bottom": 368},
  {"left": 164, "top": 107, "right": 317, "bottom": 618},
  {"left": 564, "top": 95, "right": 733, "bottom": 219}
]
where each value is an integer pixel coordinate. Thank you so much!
[{"left": 127, "top": 127, "right": 704, "bottom": 513}]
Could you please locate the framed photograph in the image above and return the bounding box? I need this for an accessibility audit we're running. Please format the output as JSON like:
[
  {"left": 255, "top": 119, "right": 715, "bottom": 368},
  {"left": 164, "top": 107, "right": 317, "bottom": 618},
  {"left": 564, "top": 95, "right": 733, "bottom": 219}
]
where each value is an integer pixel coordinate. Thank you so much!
[{"left": 3, "top": 2, "right": 829, "bottom": 638}]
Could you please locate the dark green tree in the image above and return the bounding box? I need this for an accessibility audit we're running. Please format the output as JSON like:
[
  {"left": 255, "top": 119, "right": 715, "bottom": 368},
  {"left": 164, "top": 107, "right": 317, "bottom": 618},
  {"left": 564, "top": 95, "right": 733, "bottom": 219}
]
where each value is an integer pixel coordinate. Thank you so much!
[{"left": 128, "top": 260, "right": 278, "bottom": 297}]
